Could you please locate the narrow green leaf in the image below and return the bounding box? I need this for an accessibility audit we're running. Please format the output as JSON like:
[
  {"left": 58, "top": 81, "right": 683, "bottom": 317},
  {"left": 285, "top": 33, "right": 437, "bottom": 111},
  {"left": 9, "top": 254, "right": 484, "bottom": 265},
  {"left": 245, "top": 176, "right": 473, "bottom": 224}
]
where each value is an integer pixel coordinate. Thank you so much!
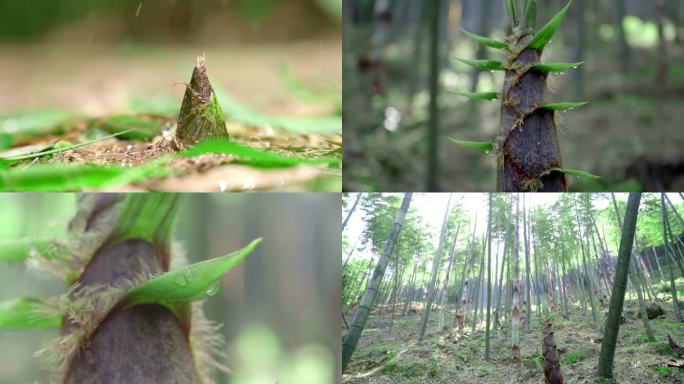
[
  {"left": 110, "top": 194, "right": 180, "bottom": 246},
  {"left": 524, "top": 0, "right": 537, "bottom": 29},
  {"left": 124, "top": 238, "right": 262, "bottom": 306},
  {"left": 528, "top": 0, "right": 573, "bottom": 50},
  {"left": 179, "top": 139, "right": 340, "bottom": 168},
  {"left": 539, "top": 102, "right": 588, "bottom": 111},
  {"left": 0, "top": 134, "right": 12, "bottom": 150},
  {"left": 0, "top": 159, "right": 169, "bottom": 192},
  {"left": 532, "top": 62, "right": 584, "bottom": 74},
  {"left": 0, "top": 130, "right": 131, "bottom": 162},
  {"left": 93, "top": 115, "right": 166, "bottom": 141},
  {"left": 455, "top": 58, "right": 506, "bottom": 71},
  {"left": 549, "top": 167, "right": 600, "bottom": 179},
  {"left": 0, "top": 298, "right": 61, "bottom": 329},
  {"left": 452, "top": 91, "right": 500, "bottom": 101},
  {"left": 506, "top": 0, "right": 515, "bottom": 25},
  {"left": 508, "top": 0, "right": 519, "bottom": 26},
  {"left": 449, "top": 138, "right": 495, "bottom": 153},
  {"left": 0, "top": 238, "right": 51, "bottom": 263},
  {"left": 460, "top": 28, "right": 507, "bottom": 49}
]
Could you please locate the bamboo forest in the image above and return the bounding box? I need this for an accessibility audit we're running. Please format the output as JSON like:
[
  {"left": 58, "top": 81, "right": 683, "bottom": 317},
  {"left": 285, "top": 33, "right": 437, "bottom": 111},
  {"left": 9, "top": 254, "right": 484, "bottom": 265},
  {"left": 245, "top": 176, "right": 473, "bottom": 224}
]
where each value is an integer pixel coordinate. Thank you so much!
[{"left": 341, "top": 193, "right": 684, "bottom": 383}]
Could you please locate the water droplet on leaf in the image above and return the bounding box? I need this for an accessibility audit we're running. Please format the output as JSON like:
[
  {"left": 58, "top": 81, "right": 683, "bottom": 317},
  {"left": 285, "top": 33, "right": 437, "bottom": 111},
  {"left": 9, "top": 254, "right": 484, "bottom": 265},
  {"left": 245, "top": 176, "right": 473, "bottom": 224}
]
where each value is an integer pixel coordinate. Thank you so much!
[
  {"left": 206, "top": 282, "right": 220, "bottom": 296},
  {"left": 174, "top": 275, "right": 188, "bottom": 287}
]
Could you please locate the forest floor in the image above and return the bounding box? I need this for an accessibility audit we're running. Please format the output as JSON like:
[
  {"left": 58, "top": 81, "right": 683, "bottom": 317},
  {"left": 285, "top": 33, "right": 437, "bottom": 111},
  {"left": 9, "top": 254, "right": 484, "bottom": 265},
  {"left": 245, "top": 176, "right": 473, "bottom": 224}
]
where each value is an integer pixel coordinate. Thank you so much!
[
  {"left": 0, "top": 38, "right": 341, "bottom": 191},
  {"left": 343, "top": 284, "right": 684, "bottom": 383}
]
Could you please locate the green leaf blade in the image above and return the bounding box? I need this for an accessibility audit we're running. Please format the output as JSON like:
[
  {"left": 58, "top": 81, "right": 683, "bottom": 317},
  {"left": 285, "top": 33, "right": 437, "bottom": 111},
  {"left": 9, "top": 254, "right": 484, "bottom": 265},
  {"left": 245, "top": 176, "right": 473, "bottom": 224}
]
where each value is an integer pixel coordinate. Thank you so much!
[
  {"left": 179, "top": 139, "right": 339, "bottom": 168},
  {"left": 455, "top": 58, "right": 506, "bottom": 71},
  {"left": 539, "top": 102, "right": 588, "bottom": 111},
  {"left": 0, "top": 238, "right": 51, "bottom": 263},
  {"left": 0, "top": 160, "right": 169, "bottom": 192},
  {"left": 452, "top": 91, "right": 500, "bottom": 101},
  {"left": 124, "top": 238, "right": 262, "bottom": 306},
  {"left": 460, "top": 28, "right": 507, "bottom": 50},
  {"left": 449, "top": 138, "right": 495, "bottom": 153},
  {"left": 0, "top": 298, "right": 61, "bottom": 329},
  {"left": 528, "top": 0, "right": 573, "bottom": 50},
  {"left": 531, "top": 62, "right": 584, "bottom": 74},
  {"left": 550, "top": 167, "right": 600, "bottom": 179}
]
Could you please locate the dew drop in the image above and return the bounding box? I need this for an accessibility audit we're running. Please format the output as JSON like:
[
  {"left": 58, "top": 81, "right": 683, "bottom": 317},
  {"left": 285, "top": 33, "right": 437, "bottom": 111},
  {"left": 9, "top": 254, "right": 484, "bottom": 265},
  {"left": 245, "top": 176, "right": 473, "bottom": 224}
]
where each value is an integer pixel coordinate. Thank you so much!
[
  {"left": 184, "top": 269, "right": 195, "bottom": 282},
  {"left": 174, "top": 275, "right": 188, "bottom": 287},
  {"left": 206, "top": 281, "right": 220, "bottom": 297}
]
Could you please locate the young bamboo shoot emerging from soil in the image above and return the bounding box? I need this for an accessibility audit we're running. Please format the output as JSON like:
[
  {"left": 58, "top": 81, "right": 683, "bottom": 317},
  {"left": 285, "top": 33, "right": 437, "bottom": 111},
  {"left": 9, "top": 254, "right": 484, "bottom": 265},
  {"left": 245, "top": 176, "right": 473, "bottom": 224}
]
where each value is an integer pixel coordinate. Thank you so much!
[
  {"left": 452, "top": 0, "right": 594, "bottom": 191},
  {"left": 175, "top": 56, "right": 229, "bottom": 148},
  {"left": 542, "top": 321, "right": 564, "bottom": 384}
]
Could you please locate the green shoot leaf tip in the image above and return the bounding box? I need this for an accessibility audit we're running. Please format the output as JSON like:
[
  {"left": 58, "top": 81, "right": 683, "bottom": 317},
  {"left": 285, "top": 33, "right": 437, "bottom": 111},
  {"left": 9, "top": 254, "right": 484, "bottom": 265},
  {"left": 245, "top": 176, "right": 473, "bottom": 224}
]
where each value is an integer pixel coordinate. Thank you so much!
[
  {"left": 0, "top": 297, "right": 61, "bottom": 329},
  {"left": 449, "top": 138, "right": 495, "bottom": 153},
  {"left": 124, "top": 238, "right": 262, "bottom": 306},
  {"left": 528, "top": 0, "right": 573, "bottom": 50},
  {"left": 549, "top": 167, "right": 600, "bottom": 179},
  {"left": 532, "top": 62, "right": 584, "bottom": 74},
  {"left": 460, "top": 28, "right": 507, "bottom": 50},
  {"left": 452, "top": 91, "right": 500, "bottom": 101},
  {"left": 455, "top": 59, "right": 506, "bottom": 71},
  {"left": 539, "top": 101, "right": 588, "bottom": 111}
]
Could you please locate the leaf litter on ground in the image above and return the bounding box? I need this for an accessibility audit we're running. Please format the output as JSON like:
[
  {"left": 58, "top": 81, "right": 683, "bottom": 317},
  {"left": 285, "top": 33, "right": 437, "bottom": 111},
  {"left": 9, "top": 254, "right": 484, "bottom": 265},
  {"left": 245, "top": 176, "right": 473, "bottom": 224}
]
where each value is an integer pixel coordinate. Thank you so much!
[{"left": 0, "top": 88, "right": 341, "bottom": 191}]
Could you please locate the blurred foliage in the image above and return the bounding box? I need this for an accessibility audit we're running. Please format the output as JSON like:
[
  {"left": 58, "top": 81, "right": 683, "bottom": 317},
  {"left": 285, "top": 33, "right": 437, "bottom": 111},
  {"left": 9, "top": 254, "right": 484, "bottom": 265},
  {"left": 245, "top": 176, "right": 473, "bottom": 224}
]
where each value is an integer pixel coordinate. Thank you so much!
[{"left": 0, "top": 0, "right": 341, "bottom": 40}]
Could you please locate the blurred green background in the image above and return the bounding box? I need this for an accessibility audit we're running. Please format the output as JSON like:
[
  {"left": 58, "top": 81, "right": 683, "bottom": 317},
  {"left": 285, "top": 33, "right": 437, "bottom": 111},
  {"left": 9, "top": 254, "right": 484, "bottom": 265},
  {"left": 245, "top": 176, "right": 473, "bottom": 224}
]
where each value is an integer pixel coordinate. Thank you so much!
[
  {"left": 343, "top": 0, "right": 684, "bottom": 192},
  {"left": 0, "top": 193, "right": 341, "bottom": 383},
  {"left": 0, "top": 0, "right": 341, "bottom": 119}
]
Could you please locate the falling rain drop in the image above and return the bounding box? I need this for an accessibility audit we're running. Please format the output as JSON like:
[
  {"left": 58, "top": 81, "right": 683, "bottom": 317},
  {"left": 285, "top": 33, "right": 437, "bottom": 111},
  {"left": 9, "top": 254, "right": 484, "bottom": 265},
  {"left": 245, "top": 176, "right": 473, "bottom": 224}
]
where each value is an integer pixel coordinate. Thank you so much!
[{"left": 135, "top": 2, "right": 143, "bottom": 18}]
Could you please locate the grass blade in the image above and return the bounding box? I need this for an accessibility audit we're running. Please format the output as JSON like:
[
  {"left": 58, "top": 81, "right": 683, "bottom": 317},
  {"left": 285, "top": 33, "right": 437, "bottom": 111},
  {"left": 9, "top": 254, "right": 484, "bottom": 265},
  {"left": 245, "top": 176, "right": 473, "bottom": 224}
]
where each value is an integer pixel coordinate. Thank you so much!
[
  {"left": 0, "top": 130, "right": 131, "bottom": 162},
  {"left": 179, "top": 139, "right": 340, "bottom": 168},
  {"left": 0, "top": 297, "right": 60, "bottom": 329},
  {"left": 528, "top": 0, "right": 573, "bottom": 50},
  {"left": 452, "top": 91, "right": 500, "bottom": 101},
  {"left": 539, "top": 102, "right": 588, "bottom": 111},
  {"left": 456, "top": 58, "right": 506, "bottom": 71},
  {"left": 532, "top": 62, "right": 584, "bottom": 74},
  {"left": 449, "top": 138, "right": 496, "bottom": 153},
  {"left": 124, "top": 238, "right": 262, "bottom": 306},
  {"left": 0, "top": 238, "right": 51, "bottom": 263},
  {"left": 460, "top": 28, "right": 507, "bottom": 49}
]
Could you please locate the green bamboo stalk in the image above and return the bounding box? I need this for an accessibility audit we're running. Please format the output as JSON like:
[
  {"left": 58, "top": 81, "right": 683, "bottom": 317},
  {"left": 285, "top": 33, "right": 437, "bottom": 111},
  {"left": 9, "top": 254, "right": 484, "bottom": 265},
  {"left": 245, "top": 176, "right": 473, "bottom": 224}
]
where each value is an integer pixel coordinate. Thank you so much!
[
  {"left": 342, "top": 193, "right": 412, "bottom": 372},
  {"left": 597, "top": 193, "right": 641, "bottom": 379}
]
